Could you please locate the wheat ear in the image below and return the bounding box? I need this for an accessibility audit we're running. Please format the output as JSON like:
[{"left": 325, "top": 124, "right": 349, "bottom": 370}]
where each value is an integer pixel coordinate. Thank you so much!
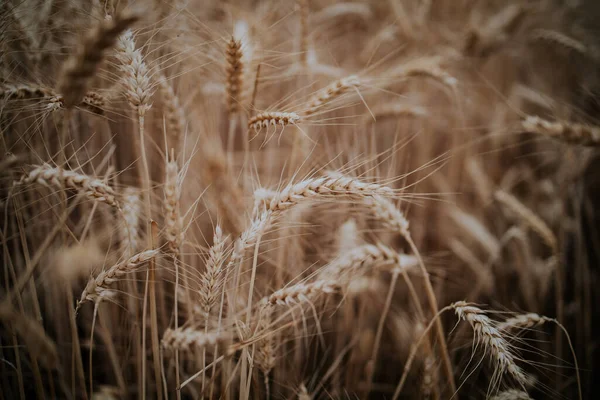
[
  {"left": 522, "top": 115, "right": 600, "bottom": 147},
  {"left": 158, "top": 76, "right": 186, "bottom": 154},
  {"left": 120, "top": 187, "right": 141, "bottom": 257},
  {"left": 57, "top": 12, "right": 138, "bottom": 108},
  {"left": 257, "top": 175, "right": 393, "bottom": 214},
  {"left": 265, "top": 279, "right": 340, "bottom": 307},
  {"left": 452, "top": 301, "right": 528, "bottom": 386},
  {"left": 15, "top": 164, "right": 119, "bottom": 207},
  {"left": 164, "top": 153, "right": 184, "bottom": 254},
  {"left": 494, "top": 190, "right": 557, "bottom": 251},
  {"left": 199, "top": 226, "right": 229, "bottom": 316},
  {"left": 497, "top": 313, "right": 551, "bottom": 332},
  {"left": 115, "top": 29, "right": 154, "bottom": 116},
  {"left": 161, "top": 328, "right": 231, "bottom": 351},
  {"left": 225, "top": 37, "right": 244, "bottom": 115},
  {"left": 248, "top": 111, "right": 301, "bottom": 131},
  {"left": 531, "top": 29, "right": 587, "bottom": 56},
  {"left": 77, "top": 249, "right": 159, "bottom": 309},
  {"left": 303, "top": 75, "right": 360, "bottom": 116}
]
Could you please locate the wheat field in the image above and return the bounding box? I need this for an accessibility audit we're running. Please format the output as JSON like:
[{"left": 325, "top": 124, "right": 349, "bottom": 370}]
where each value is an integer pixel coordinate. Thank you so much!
[{"left": 1, "top": 0, "right": 599, "bottom": 399}]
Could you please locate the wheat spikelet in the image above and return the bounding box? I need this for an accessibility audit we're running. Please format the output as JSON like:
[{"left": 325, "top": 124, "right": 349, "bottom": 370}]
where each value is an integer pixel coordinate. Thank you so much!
[
  {"left": 452, "top": 301, "right": 528, "bottom": 386},
  {"left": 158, "top": 76, "right": 186, "bottom": 153},
  {"left": 265, "top": 279, "right": 340, "bottom": 307},
  {"left": 164, "top": 156, "right": 183, "bottom": 254},
  {"left": 198, "top": 226, "right": 229, "bottom": 316},
  {"left": 304, "top": 75, "right": 360, "bottom": 116},
  {"left": 490, "top": 390, "right": 532, "bottom": 400},
  {"left": 227, "top": 210, "right": 271, "bottom": 270},
  {"left": 161, "top": 327, "right": 230, "bottom": 351},
  {"left": 80, "top": 91, "right": 107, "bottom": 115},
  {"left": 494, "top": 190, "right": 557, "bottom": 251},
  {"left": 522, "top": 115, "right": 600, "bottom": 147},
  {"left": 225, "top": 37, "right": 243, "bottom": 115},
  {"left": 497, "top": 313, "right": 551, "bottom": 332},
  {"left": 77, "top": 249, "right": 159, "bottom": 308},
  {"left": 115, "top": 29, "right": 153, "bottom": 116},
  {"left": 57, "top": 12, "right": 138, "bottom": 108},
  {"left": 258, "top": 175, "right": 393, "bottom": 213},
  {"left": 531, "top": 29, "right": 587, "bottom": 55},
  {"left": 15, "top": 164, "right": 119, "bottom": 207},
  {"left": 248, "top": 111, "right": 301, "bottom": 131}
]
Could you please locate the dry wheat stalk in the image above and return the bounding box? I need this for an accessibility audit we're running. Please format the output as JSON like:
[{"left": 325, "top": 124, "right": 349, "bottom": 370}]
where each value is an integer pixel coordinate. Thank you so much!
[
  {"left": 77, "top": 249, "right": 159, "bottom": 308},
  {"left": 265, "top": 279, "right": 340, "bottom": 307},
  {"left": 198, "top": 226, "right": 229, "bottom": 315},
  {"left": 497, "top": 313, "right": 551, "bottom": 332},
  {"left": 522, "top": 115, "right": 600, "bottom": 147},
  {"left": 303, "top": 75, "right": 360, "bottom": 116},
  {"left": 15, "top": 164, "right": 119, "bottom": 207},
  {"left": 490, "top": 390, "right": 532, "bottom": 400},
  {"left": 494, "top": 190, "right": 557, "bottom": 251},
  {"left": 164, "top": 156, "right": 183, "bottom": 254},
  {"left": 56, "top": 12, "right": 138, "bottom": 108},
  {"left": 115, "top": 29, "right": 153, "bottom": 116},
  {"left": 452, "top": 301, "right": 528, "bottom": 386},
  {"left": 248, "top": 111, "right": 301, "bottom": 131},
  {"left": 161, "top": 327, "right": 230, "bottom": 351},
  {"left": 257, "top": 175, "right": 393, "bottom": 214},
  {"left": 225, "top": 37, "right": 243, "bottom": 115}
]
